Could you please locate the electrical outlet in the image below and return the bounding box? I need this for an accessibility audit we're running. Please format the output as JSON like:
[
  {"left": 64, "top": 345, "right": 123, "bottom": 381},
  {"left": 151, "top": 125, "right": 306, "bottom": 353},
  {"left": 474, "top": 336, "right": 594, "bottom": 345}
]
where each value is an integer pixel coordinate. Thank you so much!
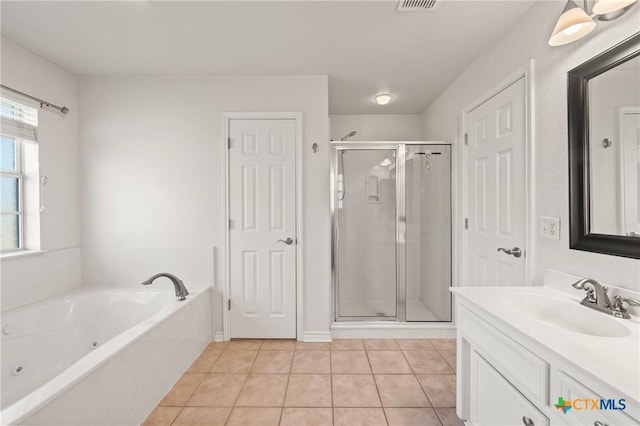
[{"left": 540, "top": 216, "right": 560, "bottom": 240}]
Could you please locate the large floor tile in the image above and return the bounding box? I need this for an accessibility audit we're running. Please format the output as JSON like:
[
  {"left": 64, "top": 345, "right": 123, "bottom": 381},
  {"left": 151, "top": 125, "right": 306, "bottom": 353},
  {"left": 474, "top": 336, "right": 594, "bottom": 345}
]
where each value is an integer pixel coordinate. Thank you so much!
[
  {"left": 439, "top": 350, "right": 456, "bottom": 372},
  {"left": 186, "top": 373, "right": 246, "bottom": 406},
  {"left": 261, "top": 340, "right": 297, "bottom": 350},
  {"left": 367, "top": 350, "right": 413, "bottom": 374},
  {"left": 296, "top": 342, "right": 331, "bottom": 351},
  {"left": 171, "top": 407, "right": 231, "bottom": 425},
  {"left": 225, "top": 407, "right": 282, "bottom": 426},
  {"left": 435, "top": 407, "right": 465, "bottom": 426},
  {"left": 364, "top": 339, "right": 400, "bottom": 350},
  {"left": 186, "top": 349, "right": 223, "bottom": 373},
  {"left": 280, "top": 408, "right": 333, "bottom": 426},
  {"left": 404, "top": 350, "right": 453, "bottom": 374},
  {"left": 291, "top": 350, "right": 331, "bottom": 374},
  {"left": 375, "top": 375, "right": 430, "bottom": 407},
  {"left": 384, "top": 407, "right": 442, "bottom": 426},
  {"left": 430, "top": 339, "right": 456, "bottom": 352},
  {"left": 332, "top": 375, "right": 381, "bottom": 407},
  {"left": 211, "top": 350, "right": 257, "bottom": 373},
  {"left": 417, "top": 374, "right": 457, "bottom": 407},
  {"left": 284, "top": 374, "right": 332, "bottom": 407},
  {"left": 236, "top": 374, "right": 289, "bottom": 406},
  {"left": 141, "top": 406, "right": 181, "bottom": 425},
  {"left": 331, "top": 350, "right": 371, "bottom": 374},
  {"left": 159, "top": 373, "right": 204, "bottom": 406},
  {"left": 226, "top": 340, "right": 263, "bottom": 350},
  {"left": 251, "top": 350, "right": 293, "bottom": 373},
  {"left": 331, "top": 339, "right": 364, "bottom": 350},
  {"left": 333, "top": 408, "right": 387, "bottom": 426},
  {"left": 396, "top": 339, "right": 436, "bottom": 351}
]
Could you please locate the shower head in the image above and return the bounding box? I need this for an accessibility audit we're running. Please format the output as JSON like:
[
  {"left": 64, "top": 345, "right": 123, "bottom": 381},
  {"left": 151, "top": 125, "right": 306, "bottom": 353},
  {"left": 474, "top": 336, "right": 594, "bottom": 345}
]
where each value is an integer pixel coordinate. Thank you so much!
[
  {"left": 60, "top": 107, "right": 70, "bottom": 115},
  {"left": 340, "top": 131, "right": 357, "bottom": 141}
]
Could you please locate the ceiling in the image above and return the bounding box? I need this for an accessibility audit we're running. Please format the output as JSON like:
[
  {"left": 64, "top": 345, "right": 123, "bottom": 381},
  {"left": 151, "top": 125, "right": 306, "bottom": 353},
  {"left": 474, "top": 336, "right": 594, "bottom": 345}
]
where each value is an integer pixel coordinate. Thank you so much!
[{"left": 0, "top": 1, "right": 537, "bottom": 114}]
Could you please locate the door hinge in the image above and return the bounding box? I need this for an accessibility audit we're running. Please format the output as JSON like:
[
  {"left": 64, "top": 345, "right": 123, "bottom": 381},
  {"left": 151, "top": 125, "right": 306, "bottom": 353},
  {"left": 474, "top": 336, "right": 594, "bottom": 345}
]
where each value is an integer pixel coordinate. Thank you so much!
[
  {"left": 464, "top": 133, "right": 468, "bottom": 146},
  {"left": 227, "top": 137, "right": 231, "bottom": 149},
  {"left": 464, "top": 218, "right": 469, "bottom": 230},
  {"left": 229, "top": 219, "right": 233, "bottom": 229},
  {"left": 228, "top": 299, "right": 231, "bottom": 310}
]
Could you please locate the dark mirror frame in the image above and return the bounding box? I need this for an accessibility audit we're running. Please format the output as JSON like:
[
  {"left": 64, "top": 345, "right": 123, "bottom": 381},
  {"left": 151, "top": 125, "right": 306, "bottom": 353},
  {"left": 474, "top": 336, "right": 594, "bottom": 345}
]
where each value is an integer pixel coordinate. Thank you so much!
[{"left": 568, "top": 32, "right": 640, "bottom": 259}]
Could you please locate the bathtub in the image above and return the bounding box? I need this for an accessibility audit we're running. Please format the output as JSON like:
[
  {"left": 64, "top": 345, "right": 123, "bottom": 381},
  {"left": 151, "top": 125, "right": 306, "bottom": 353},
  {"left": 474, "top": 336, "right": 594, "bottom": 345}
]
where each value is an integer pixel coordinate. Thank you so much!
[{"left": 1, "top": 285, "right": 210, "bottom": 425}]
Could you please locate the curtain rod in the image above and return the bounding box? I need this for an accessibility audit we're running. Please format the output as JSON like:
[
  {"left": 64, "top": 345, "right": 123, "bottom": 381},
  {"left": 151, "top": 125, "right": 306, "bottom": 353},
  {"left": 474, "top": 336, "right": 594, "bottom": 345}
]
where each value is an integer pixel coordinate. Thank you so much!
[{"left": 1, "top": 84, "right": 69, "bottom": 115}]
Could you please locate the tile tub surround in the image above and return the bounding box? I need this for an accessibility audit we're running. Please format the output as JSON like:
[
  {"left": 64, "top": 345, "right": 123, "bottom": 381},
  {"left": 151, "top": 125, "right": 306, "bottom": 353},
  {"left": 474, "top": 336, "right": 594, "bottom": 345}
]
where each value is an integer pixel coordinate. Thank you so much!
[{"left": 143, "top": 339, "right": 463, "bottom": 426}]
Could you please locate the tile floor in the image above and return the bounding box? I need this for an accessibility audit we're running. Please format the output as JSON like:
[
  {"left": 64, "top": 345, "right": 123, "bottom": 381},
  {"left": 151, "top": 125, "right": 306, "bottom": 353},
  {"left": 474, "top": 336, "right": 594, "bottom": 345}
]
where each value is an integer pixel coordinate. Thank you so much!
[{"left": 143, "top": 339, "right": 463, "bottom": 426}]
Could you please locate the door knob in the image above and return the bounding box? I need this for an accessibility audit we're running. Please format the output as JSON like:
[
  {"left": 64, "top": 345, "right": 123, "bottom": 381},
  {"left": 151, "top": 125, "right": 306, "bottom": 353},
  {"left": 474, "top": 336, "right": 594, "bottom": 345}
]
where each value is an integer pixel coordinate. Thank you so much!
[
  {"left": 277, "top": 237, "right": 294, "bottom": 245},
  {"left": 497, "top": 247, "right": 522, "bottom": 258}
]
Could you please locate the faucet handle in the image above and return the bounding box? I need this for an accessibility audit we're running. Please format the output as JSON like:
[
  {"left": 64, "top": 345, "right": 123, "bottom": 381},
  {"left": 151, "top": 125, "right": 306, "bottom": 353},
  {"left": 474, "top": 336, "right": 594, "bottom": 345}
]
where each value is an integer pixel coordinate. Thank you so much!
[{"left": 611, "top": 295, "right": 640, "bottom": 319}]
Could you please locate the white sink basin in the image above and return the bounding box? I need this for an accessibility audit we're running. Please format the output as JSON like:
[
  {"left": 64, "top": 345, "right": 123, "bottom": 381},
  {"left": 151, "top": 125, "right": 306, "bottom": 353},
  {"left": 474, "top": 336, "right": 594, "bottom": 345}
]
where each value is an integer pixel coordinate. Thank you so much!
[{"left": 497, "top": 292, "right": 630, "bottom": 338}]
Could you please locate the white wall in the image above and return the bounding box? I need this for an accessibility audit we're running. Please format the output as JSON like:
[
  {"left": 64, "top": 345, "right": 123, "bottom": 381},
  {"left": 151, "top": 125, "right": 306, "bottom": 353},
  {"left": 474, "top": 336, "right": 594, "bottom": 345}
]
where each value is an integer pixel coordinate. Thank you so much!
[
  {"left": 330, "top": 114, "right": 421, "bottom": 141},
  {"left": 78, "top": 75, "right": 330, "bottom": 339},
  {"left": 421, "top": 2, "right": 640, "bottom": 290},
  {"left": 0, "top": 38, "right": 81, "bottom": 311}
]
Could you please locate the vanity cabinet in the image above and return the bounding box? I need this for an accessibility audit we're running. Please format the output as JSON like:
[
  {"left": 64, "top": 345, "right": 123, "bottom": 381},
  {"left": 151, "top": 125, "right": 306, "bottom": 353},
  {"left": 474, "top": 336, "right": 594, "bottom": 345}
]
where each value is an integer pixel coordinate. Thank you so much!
[
  {"left": 470, "top": 350, "right": 549, "bottom": 426},
  {"left": 456, "top": 302, "right": 639, "bottom": 426}
]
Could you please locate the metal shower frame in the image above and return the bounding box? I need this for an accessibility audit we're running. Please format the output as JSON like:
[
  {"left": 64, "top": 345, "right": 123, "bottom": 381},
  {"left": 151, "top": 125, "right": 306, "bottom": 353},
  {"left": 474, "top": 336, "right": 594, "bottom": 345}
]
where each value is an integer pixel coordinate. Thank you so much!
[{"left": 330, "top": 140, "right": 453, "bottom": 323}]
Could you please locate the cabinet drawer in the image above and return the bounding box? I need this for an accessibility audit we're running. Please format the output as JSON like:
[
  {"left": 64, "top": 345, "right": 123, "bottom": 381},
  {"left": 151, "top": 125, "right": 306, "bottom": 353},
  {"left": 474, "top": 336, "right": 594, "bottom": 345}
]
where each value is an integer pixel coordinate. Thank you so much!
[
  {"left": 459, "top": 304, "right": 548, "bottom": 404},
  {"left": 551, "top": 370, "right": 638, "bottom": 426},
  {"left": 470, "top": 350, "right": 549, "bottom": 426}
]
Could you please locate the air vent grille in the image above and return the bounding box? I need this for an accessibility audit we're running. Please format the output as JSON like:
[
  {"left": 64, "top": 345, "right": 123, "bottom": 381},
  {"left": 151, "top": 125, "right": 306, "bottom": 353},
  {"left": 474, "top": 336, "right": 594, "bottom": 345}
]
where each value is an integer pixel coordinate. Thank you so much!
[{"left": 397, "top": 0, "right": 440, "bottom": 12}]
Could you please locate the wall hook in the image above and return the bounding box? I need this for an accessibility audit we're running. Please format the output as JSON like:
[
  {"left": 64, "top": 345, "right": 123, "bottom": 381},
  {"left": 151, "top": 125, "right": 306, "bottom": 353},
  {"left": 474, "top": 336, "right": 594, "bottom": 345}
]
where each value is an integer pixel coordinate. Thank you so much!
[
  {"left": 603, "top": 138, "right": 613, "bottom": 148},
  {"left": 312, "top": 143, "right": 318, "bottom": 153}
]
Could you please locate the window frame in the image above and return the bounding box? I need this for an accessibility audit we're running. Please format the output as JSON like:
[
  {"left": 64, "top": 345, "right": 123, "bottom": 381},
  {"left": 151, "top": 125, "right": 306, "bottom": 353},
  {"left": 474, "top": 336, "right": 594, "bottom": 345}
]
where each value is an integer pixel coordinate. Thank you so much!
[{"left": 1, "top": 136, "right": 25, "bottom": 252}]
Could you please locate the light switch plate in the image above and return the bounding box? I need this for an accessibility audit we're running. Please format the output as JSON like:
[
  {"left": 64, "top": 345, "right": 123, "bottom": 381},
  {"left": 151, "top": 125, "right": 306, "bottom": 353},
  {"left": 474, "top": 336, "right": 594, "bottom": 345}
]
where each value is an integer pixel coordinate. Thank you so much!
[{"left": 540, "top": 216, "right": 560, "bottom": 240}]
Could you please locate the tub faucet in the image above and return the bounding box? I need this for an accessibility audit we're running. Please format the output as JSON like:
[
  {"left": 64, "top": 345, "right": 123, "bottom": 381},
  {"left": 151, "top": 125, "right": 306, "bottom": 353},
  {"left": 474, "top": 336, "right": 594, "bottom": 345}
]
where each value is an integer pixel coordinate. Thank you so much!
[{"left": 142, "top": 273, "right": 189, "bottom": 301}]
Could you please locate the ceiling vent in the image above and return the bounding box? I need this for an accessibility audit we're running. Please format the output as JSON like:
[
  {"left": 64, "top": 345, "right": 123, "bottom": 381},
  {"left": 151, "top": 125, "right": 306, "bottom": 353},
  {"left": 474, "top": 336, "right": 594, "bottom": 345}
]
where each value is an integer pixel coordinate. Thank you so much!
[{"left": 396, "top": 0, "right": 441, "bottom": 12}]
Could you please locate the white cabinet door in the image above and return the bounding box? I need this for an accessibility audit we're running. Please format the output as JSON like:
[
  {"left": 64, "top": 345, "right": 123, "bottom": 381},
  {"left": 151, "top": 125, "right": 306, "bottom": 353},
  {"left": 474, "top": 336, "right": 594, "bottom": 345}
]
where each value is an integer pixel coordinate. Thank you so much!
[
  {"left": 229, "top": 119, "right": 297, "bottom": 338},
  {"left": 470, "top": 350, "right": 549, "bottom": 426}
]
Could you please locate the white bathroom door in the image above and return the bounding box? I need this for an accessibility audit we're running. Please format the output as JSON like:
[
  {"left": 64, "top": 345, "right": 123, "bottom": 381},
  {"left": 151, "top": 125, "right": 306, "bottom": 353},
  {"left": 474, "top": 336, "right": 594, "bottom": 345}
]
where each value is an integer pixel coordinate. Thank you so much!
[
  {"left": 228, "top": 118, "right": 297, "bottom": 338},
  {"left": 620, "top": 109, "right": 640, "bottom": 236},
  {"left": 464, "top": 78, "right": 527, "bottom": 286}
]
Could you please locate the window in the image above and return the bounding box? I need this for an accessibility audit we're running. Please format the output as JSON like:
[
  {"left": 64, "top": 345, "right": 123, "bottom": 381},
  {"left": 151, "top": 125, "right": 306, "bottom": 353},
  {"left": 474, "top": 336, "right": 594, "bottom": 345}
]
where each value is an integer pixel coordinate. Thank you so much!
[{"left": 0, "top": 96, "right": 39, "bottom": 253}]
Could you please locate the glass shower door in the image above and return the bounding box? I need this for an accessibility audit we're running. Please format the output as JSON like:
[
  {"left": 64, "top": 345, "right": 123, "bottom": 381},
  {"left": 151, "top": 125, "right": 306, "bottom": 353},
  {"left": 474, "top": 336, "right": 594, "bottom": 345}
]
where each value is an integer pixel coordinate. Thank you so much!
[
  {"left": 335, "top": 148, "right": 397, "bottom": 319},
  {"left": 405, "top": 144, "right": 452, "bottom": 321}
]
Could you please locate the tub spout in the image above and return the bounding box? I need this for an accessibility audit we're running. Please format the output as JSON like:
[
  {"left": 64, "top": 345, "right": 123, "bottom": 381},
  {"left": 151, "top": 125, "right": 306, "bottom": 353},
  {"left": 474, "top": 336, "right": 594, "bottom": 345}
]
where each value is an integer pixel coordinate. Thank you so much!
[{"left": 141, "top": 273, "right": 189, "bottom": 301}]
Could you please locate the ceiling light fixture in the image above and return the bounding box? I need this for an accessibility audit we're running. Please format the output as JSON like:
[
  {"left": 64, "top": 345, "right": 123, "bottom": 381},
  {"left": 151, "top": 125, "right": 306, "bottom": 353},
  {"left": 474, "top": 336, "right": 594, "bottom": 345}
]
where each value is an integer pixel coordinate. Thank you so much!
[
  {"left": 548, "top": 0, "right": 637, "bottom": 46},
  {"left": 374, "top": 93, "right": 393, "bottom": 105}
]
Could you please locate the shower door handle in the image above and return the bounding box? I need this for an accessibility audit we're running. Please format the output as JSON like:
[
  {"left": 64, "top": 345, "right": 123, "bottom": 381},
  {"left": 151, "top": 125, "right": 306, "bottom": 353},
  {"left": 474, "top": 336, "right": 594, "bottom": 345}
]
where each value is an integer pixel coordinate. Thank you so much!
[
  {"left": 277, "top": 237, "right": 294, "bottom": 245},
  {"left": 497, "top": 247, "right": 522, "bottom": 258}
]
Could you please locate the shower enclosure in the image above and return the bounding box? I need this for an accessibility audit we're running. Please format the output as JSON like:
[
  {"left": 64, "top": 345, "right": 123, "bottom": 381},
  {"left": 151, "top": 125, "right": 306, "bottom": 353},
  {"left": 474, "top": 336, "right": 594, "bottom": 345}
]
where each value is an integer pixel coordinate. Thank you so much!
[{"left": 331, "top": 142, "right": 452, "bottom": 322}]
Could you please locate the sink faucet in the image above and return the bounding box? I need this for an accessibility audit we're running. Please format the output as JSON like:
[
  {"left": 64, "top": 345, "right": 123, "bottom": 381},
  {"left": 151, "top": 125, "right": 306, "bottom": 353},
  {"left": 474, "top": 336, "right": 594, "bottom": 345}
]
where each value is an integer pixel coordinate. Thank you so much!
[
  {"left": 142, "top": 273, "right": 189, "bottom": 301},
  {"left": 572, "top": 278, "right": 639, "bottom": 319},
  {"left": 572, "top": 278, "right": 611, "bottom": 310}
]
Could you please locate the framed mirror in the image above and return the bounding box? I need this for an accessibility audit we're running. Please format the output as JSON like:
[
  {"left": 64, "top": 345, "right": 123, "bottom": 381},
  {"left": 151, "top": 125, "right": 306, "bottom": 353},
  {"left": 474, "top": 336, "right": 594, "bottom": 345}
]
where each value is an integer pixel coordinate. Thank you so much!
[{"left": 568, "top": 32, "right": 640, "bottom": 259}]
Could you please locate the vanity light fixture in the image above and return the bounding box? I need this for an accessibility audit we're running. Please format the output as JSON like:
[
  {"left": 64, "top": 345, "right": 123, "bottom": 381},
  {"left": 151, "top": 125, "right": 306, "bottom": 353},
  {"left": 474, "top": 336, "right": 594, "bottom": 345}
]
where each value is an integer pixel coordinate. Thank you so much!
[
  {"left": 549, "top": 1, "right": 597, "bottom": 46},
  {"left": 549, "top": 0, "right": 638, "bottom": 46},
  {"left": 592, "top": 0, "right": 637, "bottom": 15},
  {"left": 374, "top": 93, "right": 393, "bottom": 105}
]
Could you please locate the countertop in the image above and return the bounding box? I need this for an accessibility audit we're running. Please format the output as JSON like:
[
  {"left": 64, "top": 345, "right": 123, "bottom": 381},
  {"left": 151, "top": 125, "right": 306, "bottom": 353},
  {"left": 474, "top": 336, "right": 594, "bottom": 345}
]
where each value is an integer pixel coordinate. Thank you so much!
[{"left": 451, "top": 285, "right": 640, "bottom": 404}]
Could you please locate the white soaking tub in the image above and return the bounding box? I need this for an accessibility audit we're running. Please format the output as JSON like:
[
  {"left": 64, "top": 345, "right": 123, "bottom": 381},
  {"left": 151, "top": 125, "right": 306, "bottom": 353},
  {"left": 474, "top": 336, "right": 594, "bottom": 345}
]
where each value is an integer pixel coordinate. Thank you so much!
[{"left": 0, "top": 285, "right": 211, "bottom": 425}]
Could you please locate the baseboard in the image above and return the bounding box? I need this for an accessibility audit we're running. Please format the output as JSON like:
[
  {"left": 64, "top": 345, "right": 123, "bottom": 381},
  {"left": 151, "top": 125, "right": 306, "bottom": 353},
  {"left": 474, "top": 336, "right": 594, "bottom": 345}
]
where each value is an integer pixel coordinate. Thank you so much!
[
  {"left": 301, "top": 331, "right": 332, "bottom": 342},
  {"left": 214, "top": 331, "right": 225, "bottom": 342},
  {"left": 331, "top": 322, "right": 457, "bottom": 339}
]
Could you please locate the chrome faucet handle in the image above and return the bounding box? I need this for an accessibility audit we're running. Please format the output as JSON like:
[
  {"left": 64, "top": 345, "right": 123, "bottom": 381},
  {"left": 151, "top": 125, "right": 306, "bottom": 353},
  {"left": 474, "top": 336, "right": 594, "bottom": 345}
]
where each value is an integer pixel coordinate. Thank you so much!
[
  {"left": 610, "top": 295, "right": 640, "bottom": 319},
  {"left": 583, "top": 287, "right": 596, "bottom": 303}
]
